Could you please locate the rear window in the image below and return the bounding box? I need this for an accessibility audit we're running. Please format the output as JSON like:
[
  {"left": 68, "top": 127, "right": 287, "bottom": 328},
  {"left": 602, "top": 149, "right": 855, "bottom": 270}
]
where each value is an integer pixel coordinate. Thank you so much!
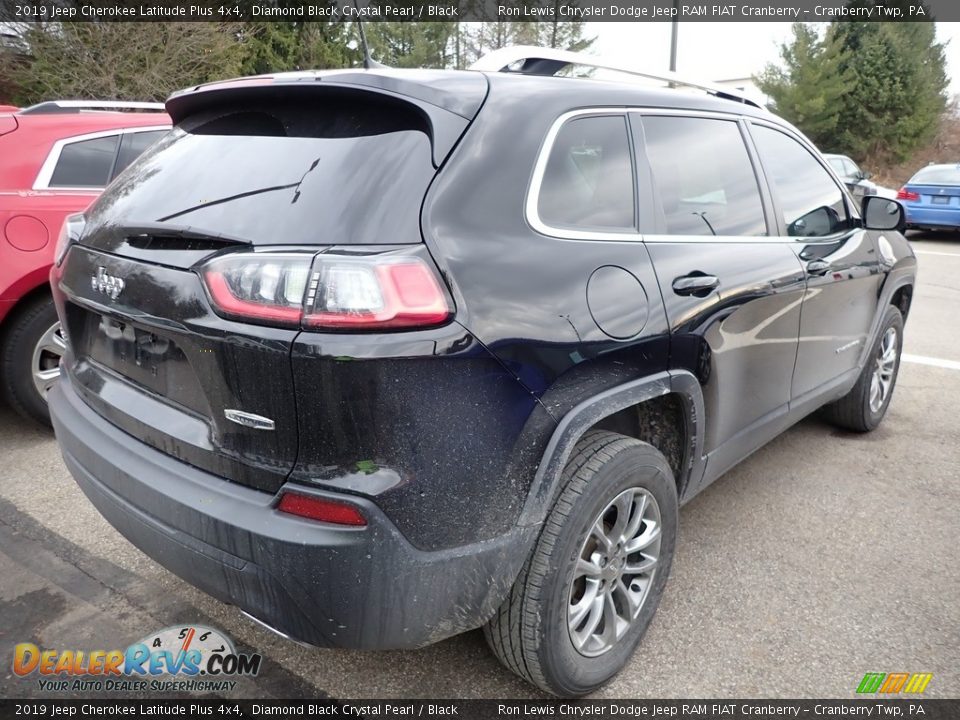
[
  {"left": 86, "top": 95, "right": 436, "bottom": 246},
  {"left": 910, "top": 166, "right": 960, "bottom": 185},
  {"left": 537, "top": 114, "right": 635, "bottom": 232}
]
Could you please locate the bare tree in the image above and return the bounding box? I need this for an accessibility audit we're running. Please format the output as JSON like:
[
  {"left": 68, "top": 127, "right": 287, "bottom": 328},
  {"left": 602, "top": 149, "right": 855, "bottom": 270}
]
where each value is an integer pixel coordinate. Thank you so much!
[{"left": 3, "top": 22, "right": 245, "bottom": 104}]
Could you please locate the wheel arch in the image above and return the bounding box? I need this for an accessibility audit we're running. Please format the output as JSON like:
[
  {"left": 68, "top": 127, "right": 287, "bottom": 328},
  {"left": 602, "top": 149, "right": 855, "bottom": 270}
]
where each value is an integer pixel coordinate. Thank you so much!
[
  {"left": 0, "top": 279, "right": 53, "bottom": 341},
  {"left": 518, "top": 370, "right": 705, "bottom": 528},
  {"left": 890, "top": 283, "right": 913, "bottom": 321}
]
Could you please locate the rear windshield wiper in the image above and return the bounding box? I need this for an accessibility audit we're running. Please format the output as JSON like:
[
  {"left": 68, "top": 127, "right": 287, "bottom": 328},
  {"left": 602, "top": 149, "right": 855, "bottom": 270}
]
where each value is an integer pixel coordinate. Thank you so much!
[{"left": 158, "top": 156, "right": 323, "bottom": 220}]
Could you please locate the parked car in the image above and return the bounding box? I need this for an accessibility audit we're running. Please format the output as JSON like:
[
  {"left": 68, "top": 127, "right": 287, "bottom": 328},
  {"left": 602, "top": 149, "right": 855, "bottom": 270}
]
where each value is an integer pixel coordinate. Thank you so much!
[
  {"left": 824, "top": 153, "right": 896, "bottom": 201},
  {"left": 0, "top": 100, "right": 170, "bottom": 425},
  {"left": 48, "top": 48, "right": 916, "bottom": 697},
  {"left": 898, "top": 163, "right": 960, "bottom": 232}
]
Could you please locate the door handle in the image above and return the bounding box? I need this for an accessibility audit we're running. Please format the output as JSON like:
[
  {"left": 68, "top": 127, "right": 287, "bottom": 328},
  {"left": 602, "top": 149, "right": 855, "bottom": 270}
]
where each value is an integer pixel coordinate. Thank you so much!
[
  {"left": 806, "top": 259, "right": 831, "bottom": 276},
  {"left": 672, "top": 273, "right": 719, "bottom": 297}
]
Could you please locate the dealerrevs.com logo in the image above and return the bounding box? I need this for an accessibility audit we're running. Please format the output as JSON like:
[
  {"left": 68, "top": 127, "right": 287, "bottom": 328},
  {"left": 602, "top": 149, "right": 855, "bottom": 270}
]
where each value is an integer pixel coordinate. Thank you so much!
[{"left": 13, "top": 625, "right": 262, "bottom": 693}]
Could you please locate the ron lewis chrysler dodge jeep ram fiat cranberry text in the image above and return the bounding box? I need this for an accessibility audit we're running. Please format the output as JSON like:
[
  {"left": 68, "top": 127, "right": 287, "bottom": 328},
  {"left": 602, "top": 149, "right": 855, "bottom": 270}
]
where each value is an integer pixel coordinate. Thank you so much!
[{"left": 49, "top": 47, "right": 916, "bottom": 697}]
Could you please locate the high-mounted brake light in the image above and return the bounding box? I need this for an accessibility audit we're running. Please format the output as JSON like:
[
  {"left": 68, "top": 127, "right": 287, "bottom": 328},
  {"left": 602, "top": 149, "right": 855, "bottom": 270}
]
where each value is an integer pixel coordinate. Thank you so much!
[
  {"left": 200, "top": 252, "right": 451, "bottom": 331},
  {"left": 276, "top": 492, "right": 367, "bottom": 526},
  {"left": 896, "top": 188, "right": 920, "bottom": 201}
]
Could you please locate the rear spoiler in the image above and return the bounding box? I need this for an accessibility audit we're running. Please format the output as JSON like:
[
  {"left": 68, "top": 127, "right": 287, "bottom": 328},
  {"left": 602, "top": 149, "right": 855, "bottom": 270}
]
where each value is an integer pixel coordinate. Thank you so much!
[{"left": 165, "top": 75, "right": 487, "bottom": 168}]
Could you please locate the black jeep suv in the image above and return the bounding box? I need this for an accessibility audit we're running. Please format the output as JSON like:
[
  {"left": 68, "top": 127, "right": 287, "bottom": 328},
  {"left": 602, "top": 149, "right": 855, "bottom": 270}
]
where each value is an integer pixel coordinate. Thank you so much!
[{"left": 49, "top": 50, "right": 916, "bottom": 696}]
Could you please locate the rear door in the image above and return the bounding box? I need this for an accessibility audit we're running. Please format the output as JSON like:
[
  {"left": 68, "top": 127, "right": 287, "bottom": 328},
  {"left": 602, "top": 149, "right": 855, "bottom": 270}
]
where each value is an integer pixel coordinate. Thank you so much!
[
  {"left": 749, "top": 121, "right": 883, "bottom": 400},
  {"left": 636, "top": 113, "right": 806, "bottom": 479}
]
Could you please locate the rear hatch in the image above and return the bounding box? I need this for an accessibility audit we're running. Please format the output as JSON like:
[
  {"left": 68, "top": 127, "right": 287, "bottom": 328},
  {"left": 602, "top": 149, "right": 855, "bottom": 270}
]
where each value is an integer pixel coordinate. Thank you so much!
[
  {"left": 902, "top": 165, "right": 960, "bottom": 210},
  {"left": 903, "top": 183, "right": 960, "bottom": 209},
  {"left": 55, "top": 75, "right": 486, "bottom": 493}
]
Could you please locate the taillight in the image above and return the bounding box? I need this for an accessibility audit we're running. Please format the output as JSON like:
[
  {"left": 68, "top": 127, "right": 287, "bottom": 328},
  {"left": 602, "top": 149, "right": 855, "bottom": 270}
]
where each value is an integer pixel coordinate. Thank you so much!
[
  {"left": 54, "top": 213, "right": 86, "bottom": 267},
  {"left": 303, "top": 257, "right": 450, "bottom": 330},
  {"left": 200, "top": 251, "right": 451, "bottom": 331},
  {"left": 276, "top": 492, "right": 367, "bottom": 526},
  {"left": 202, "top": 253, "right": 312, "bottom": 328},
  {"left": 896, "top": 188, "right": 920, "bottom": 201}
]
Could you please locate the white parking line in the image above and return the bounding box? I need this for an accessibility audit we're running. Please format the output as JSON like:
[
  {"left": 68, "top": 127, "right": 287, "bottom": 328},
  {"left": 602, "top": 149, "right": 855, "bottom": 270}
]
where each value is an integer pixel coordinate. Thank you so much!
[
  {"left": 914, "top": 250, "right": 960, "bottom": 258},
  {"left": 902, "top": 353, "right": 960, "bottom": 371}
]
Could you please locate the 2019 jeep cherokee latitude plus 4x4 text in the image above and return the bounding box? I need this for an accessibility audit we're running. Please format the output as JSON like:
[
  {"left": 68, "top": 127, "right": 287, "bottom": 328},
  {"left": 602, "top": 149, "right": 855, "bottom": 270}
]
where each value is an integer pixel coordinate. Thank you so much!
[{"left": 49, "top": 56, "right": 916, "bottom": 697}]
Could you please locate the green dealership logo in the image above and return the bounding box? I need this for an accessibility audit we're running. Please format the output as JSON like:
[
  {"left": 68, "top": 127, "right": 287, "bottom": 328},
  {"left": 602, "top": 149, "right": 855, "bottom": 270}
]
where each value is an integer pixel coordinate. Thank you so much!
[{"left": 857, "top": 672, "right": 933, "bottom": 694}]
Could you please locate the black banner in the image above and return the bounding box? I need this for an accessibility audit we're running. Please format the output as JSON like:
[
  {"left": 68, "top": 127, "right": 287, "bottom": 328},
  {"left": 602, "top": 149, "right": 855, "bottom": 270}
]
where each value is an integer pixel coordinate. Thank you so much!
[
  {"left": 1, "top": 0, "right": 958, "bottom": 23},
  {"left": 2, "top": 700, "right": 960, "bottom": 720}
]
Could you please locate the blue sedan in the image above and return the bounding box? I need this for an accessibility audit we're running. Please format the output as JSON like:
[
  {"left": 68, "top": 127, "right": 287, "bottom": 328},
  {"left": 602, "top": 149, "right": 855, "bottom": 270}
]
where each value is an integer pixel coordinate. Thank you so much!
[{"left": 899, "top": 163, "right": 960, "bottom": 232}]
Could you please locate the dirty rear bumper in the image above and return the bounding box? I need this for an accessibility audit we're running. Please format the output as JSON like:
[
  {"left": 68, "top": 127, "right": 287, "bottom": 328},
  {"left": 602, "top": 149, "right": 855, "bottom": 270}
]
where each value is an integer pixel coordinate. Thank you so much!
[{"left": 49, "top": 377, "right": 536, "bottom": 650}]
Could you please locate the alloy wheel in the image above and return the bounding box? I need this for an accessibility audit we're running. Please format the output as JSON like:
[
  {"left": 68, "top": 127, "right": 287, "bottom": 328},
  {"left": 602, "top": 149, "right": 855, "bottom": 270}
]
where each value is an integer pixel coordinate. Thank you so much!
[
  {"left": 31, "top": 321, "right": 65, "bottom": 401},
  {"left": 868, "top": 326, "right": 898, "bottom": 414},
  {"left": 567, "top": 487, "right": 662, "bottom": 657}
]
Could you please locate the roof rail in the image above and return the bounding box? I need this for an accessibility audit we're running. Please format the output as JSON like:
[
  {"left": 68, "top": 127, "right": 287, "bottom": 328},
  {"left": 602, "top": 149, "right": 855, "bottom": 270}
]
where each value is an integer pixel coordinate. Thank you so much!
[
  {"left": 18, "top": 100, "right": 166, "bottom": 115},
  {"left": 470, "top": 45, "right": 763, "bottom": 110}
]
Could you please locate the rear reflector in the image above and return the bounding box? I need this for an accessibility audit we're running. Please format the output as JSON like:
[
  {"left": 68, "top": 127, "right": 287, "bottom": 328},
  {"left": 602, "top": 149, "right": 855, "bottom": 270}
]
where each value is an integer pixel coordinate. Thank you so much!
[{"left": 276, "top": 492, "right": 367, "bottom": 526}]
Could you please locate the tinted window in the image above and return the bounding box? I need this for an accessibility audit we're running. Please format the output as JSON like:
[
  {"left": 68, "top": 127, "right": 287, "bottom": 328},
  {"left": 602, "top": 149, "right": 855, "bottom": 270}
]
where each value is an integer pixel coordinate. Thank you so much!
[
  {"left": 86, "top": 94, "right": 437, "bottom": 246},
  {"left": 49, "top": 135, "right": 119, "bottom": 188},
  {"left": 752, "top": 126, "right": 850, "bottom": 238},
  {"left": 910, "top": 166, "right": 960, "bottom": 185},
  {"left": 538, "top": 115, "right": 635, "bottom": 231},
  {"left": 642, "top": 116, "right": 766, "bottom": 236},
  {"left": 112, "top": 130, "right": 167, "bottom": 180}
]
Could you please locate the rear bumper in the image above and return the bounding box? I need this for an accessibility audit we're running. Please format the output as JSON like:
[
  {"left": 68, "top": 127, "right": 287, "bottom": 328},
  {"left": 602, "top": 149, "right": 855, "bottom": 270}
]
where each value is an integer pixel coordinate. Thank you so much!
[
  {"left": 904, "top": 204, "right": 960, "bottom": 229},
  {"left": 50, "top": 377, "right": 536, "bottom": 650}
]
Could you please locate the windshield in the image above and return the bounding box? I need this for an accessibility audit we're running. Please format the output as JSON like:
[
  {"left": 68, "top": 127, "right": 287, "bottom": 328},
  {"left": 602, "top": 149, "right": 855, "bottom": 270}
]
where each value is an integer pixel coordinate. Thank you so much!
[
  {"left": 909, "top": 166, "right": 960, "bottom": 186},
  {"left": 85, "top": 98, "right": 437, "bottom": 246}
]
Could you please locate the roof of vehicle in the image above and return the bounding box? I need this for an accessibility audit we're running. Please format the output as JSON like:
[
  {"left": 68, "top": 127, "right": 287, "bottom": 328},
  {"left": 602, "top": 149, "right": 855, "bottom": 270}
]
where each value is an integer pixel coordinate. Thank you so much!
[
  {"left": 914, "top": 163, "right": 960, "bottom": 171},
  {"left": 6, "top": 101, "right": 169, "bottom": 138},
  {"left": 170, "top": 66, "right": 776, "bottom": 125}
]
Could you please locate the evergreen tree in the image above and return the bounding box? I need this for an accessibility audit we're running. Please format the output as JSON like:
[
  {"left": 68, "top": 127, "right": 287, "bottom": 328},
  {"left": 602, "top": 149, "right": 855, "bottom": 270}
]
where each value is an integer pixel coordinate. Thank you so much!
[
  {"left": 756, "top": 17, "right": 948, "bottom": 163},
  {"left": 755, "top": 23, "right": 853, "bottom": 150},
  {"left": 831, "top": 18, "right": 947, "bottom": 161},
  {"left": 365, "top": 23, "right": 456, "bottom": 68}
]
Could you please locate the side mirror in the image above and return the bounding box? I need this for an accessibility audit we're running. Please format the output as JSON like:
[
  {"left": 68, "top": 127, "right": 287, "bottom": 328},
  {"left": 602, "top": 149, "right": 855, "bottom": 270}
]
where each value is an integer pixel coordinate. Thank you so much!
[
  {"left": 862, "top": 195, "right": 905, "bottom": 232},
  {"left": 788, "top": 206, "right": 840, "bottom": 236}
]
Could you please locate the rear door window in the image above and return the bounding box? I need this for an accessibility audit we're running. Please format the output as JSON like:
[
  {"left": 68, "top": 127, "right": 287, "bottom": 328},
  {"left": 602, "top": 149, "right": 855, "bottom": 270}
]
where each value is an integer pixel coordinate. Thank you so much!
[
  {"left": 112, "top": 130, "right": 168, "bottom": 180},
  {"left": 537, "top": 114, "right": 635, "bottom": 232},
  {"left": 752, "top": 125, "right": 852, "bottom": 238},
  {"left": 49, "top": 135, "right": 120, "bottom": 188},
  {"left": 640, "top": 115, "right": 767, "bottom": 236}
]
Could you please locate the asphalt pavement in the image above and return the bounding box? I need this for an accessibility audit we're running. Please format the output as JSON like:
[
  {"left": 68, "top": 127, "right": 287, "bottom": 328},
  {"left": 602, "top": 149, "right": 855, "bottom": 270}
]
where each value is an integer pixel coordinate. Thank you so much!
[{"left": 1, "top": 235, "right": 958, "bottom": 699}]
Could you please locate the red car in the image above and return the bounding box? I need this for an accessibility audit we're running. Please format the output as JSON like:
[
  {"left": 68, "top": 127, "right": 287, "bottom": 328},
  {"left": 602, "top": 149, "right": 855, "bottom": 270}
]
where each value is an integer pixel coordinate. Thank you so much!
[{"left": 1, "top": 101, "right": 170, "bottom": 425}]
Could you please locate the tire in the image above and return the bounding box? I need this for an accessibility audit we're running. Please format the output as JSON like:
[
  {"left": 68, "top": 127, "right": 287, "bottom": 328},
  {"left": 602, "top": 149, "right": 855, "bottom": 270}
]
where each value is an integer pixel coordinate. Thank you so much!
[
  {"left": 0, "top": 295, "right": 64, "bottom": 427},
  {"left": 485, "top": 430, "right": 678, "bottom": 697},
  {"left": 822, "top": 304, "right": 903, "bottom": 433}
]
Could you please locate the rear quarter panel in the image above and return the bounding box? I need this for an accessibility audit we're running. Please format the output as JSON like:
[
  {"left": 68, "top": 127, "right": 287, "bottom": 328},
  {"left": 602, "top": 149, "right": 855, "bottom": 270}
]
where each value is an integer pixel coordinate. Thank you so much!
[{"left": 0, "top": 191, "right": 98, "bottom": 307}]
